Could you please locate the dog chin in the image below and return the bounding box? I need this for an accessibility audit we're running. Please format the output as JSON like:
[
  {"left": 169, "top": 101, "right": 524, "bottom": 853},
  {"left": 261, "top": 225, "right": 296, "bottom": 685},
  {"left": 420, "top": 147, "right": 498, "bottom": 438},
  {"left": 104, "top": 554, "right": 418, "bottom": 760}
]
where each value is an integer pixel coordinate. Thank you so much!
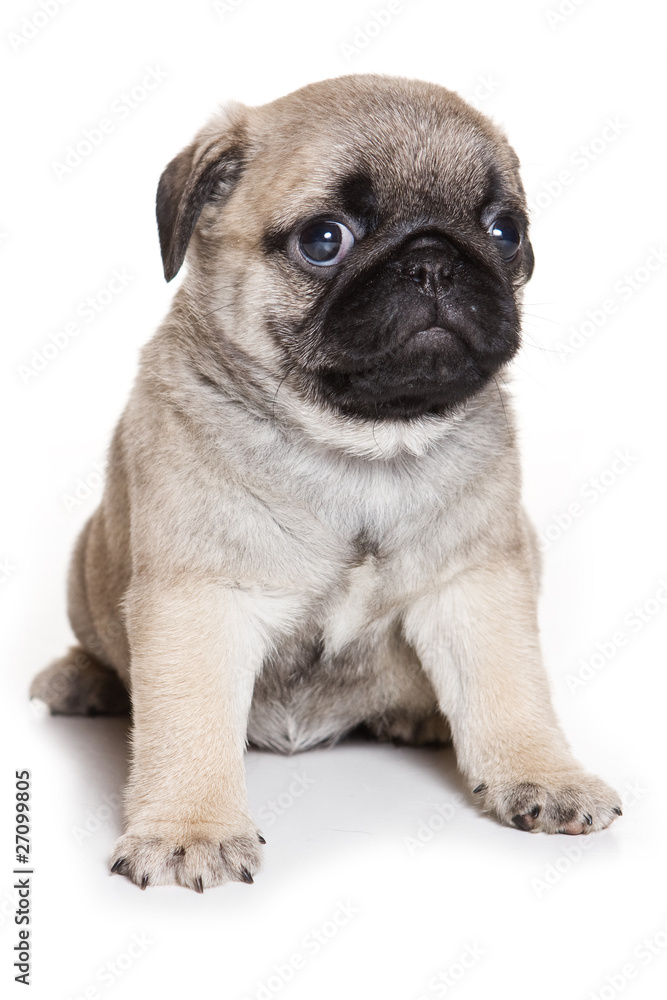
[
  {"left": 275, "top": 378, "right": 477, "bottom": 461},
  {"left": 311, "top": 329, "right": 497, "bottom": 421}
]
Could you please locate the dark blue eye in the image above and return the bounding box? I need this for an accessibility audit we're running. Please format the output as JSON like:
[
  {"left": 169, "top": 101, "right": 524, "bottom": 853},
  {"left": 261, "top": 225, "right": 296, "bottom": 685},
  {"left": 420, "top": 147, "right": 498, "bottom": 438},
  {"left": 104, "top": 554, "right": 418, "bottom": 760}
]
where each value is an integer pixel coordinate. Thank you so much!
[
  {"left": 489, "top": 216, "right": 522, "bottom": 261},
  {"left": 298, "top": 220, "right": 354, "bottom": 266}
]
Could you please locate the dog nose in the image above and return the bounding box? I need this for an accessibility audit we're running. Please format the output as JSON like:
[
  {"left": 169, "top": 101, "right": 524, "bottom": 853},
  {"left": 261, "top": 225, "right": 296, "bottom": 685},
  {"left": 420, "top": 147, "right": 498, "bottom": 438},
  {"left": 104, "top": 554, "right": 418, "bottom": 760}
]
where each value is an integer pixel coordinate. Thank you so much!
[{"left": 396, "top": 234, "right": 460, "bottom": 295}]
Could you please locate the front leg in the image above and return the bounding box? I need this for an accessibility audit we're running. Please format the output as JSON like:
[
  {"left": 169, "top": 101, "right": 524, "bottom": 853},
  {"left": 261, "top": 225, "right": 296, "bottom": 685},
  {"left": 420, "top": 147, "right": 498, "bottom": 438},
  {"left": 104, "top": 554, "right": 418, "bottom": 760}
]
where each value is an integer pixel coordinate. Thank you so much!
[
  {"left": 110, "top": 579, "right": 286, "bottom": 890},
  {"left": 403, "top": 553, "right": 622, "bottom": 834}
]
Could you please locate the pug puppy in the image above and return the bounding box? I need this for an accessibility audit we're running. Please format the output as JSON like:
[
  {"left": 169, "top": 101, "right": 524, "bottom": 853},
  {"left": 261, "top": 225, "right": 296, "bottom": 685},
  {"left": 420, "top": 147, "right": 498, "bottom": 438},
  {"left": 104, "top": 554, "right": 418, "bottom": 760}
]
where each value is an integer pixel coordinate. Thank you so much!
[{"left": 31, "top": 74, "right": 622, "bottom": 891}]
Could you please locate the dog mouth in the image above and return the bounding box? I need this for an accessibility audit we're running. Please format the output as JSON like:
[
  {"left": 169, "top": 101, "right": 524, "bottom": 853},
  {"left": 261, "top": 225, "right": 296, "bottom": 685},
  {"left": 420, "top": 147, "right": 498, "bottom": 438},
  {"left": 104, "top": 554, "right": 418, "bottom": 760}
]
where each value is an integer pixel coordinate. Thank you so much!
[
  {"left": 401, "top": 325, "right": 462, "bottom": 352},
  {"left": 314, "top": 323, "right": 468, "bottom": 374},
  {"left": 313, "top": 324, "right": 485, "bottom": 420}
]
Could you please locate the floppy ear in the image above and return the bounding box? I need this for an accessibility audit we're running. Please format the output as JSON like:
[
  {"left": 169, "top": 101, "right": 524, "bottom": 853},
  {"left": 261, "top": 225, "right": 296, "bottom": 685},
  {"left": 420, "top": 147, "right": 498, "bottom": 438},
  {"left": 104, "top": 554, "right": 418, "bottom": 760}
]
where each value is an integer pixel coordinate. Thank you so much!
[{"left": 156, "top": 106, "right": 247, "bottom": 282}]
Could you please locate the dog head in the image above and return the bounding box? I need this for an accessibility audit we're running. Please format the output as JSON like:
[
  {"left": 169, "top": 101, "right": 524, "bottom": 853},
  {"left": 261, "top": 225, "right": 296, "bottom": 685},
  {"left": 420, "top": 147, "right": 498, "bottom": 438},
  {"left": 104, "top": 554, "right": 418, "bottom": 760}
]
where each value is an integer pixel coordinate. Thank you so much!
[{"left": 157, "top": 75, "right": 533, "bottom": 427}]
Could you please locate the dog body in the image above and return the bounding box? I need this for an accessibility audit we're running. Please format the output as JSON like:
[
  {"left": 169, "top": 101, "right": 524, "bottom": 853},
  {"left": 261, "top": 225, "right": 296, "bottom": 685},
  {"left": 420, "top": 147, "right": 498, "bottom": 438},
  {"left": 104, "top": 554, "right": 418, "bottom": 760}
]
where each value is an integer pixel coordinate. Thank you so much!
[
  {"left": 32, "top": 75, "right": 621, "bottom": 890},
  {"left": 75, "top": 354, "right": 522, "bottom": 754}
]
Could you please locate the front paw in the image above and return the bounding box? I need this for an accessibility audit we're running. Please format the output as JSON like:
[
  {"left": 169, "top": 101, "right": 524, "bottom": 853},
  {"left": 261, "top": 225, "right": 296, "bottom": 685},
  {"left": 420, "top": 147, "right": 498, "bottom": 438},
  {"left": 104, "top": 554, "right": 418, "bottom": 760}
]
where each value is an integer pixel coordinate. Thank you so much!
[
  {"left": 473, "top": 774, "right": 622, "bottom": 835},
  {"left": 109, "top": 822, "right": 265, "bottom": 891}
]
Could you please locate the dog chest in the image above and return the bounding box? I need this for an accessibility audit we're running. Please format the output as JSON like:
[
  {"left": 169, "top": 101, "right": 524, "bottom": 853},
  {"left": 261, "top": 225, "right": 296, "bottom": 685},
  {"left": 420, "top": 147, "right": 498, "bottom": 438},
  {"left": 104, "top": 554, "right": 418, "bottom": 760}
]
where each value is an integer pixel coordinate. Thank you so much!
[{"left": 320, "top": 557, "right": 383, "bottom": 658}]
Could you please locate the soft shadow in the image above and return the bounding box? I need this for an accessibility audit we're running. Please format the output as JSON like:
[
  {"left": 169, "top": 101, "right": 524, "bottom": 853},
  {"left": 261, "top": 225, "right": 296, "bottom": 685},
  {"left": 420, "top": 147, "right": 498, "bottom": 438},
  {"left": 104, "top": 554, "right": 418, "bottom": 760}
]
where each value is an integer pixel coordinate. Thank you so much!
[{"left": 41, "top": 714, "right": 130, "bottom": 835}]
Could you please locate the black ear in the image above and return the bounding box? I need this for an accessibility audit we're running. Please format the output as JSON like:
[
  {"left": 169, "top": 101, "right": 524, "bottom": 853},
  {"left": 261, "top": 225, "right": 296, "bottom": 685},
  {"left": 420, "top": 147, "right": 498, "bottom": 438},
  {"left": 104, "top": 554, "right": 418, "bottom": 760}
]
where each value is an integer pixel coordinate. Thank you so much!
[{"left": 156, "top": 117, "right": 246, "bottom": 282}]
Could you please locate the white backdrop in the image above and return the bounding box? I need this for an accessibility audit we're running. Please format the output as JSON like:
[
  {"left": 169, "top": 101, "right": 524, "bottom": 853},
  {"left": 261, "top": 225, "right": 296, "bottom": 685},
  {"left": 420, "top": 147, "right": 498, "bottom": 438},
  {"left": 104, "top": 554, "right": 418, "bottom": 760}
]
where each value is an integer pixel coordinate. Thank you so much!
[{"left": 2, "top": 1, "right": 666, "bottom": 998}]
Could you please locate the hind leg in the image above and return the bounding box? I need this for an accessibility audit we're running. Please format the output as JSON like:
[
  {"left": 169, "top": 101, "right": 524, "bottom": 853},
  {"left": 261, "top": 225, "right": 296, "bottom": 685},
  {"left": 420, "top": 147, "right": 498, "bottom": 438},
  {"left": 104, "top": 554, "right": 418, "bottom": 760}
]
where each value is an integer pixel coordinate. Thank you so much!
[
  {"left": 30, "top": 645, "right": 130, "bottom": 716},
  {"left": 360, "top": 708, "right": 452, "bottom": 747}
]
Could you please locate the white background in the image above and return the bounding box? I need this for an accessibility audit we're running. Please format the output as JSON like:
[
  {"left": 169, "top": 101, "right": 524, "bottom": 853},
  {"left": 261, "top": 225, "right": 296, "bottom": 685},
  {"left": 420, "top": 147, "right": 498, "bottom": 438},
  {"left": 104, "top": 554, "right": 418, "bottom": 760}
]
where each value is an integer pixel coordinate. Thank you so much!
[{"left": 1, "top": 1, "right": 666, "bottom": 998}]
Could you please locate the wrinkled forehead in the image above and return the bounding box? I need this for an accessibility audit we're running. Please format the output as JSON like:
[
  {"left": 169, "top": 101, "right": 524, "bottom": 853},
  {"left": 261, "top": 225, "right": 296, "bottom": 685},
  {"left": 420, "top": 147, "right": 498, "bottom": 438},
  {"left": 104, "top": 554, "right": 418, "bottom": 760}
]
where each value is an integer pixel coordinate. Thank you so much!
[{"left": 236, "top": 91, "right": 521, "bottom": 233}]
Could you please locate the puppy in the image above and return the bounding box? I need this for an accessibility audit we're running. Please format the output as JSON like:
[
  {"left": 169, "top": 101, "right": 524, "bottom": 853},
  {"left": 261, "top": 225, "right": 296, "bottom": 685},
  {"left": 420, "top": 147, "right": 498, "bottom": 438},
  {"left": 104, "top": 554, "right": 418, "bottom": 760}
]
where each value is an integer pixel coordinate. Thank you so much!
[{"left": 31, "top": 74, "right": 622, "bottom": 891}]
